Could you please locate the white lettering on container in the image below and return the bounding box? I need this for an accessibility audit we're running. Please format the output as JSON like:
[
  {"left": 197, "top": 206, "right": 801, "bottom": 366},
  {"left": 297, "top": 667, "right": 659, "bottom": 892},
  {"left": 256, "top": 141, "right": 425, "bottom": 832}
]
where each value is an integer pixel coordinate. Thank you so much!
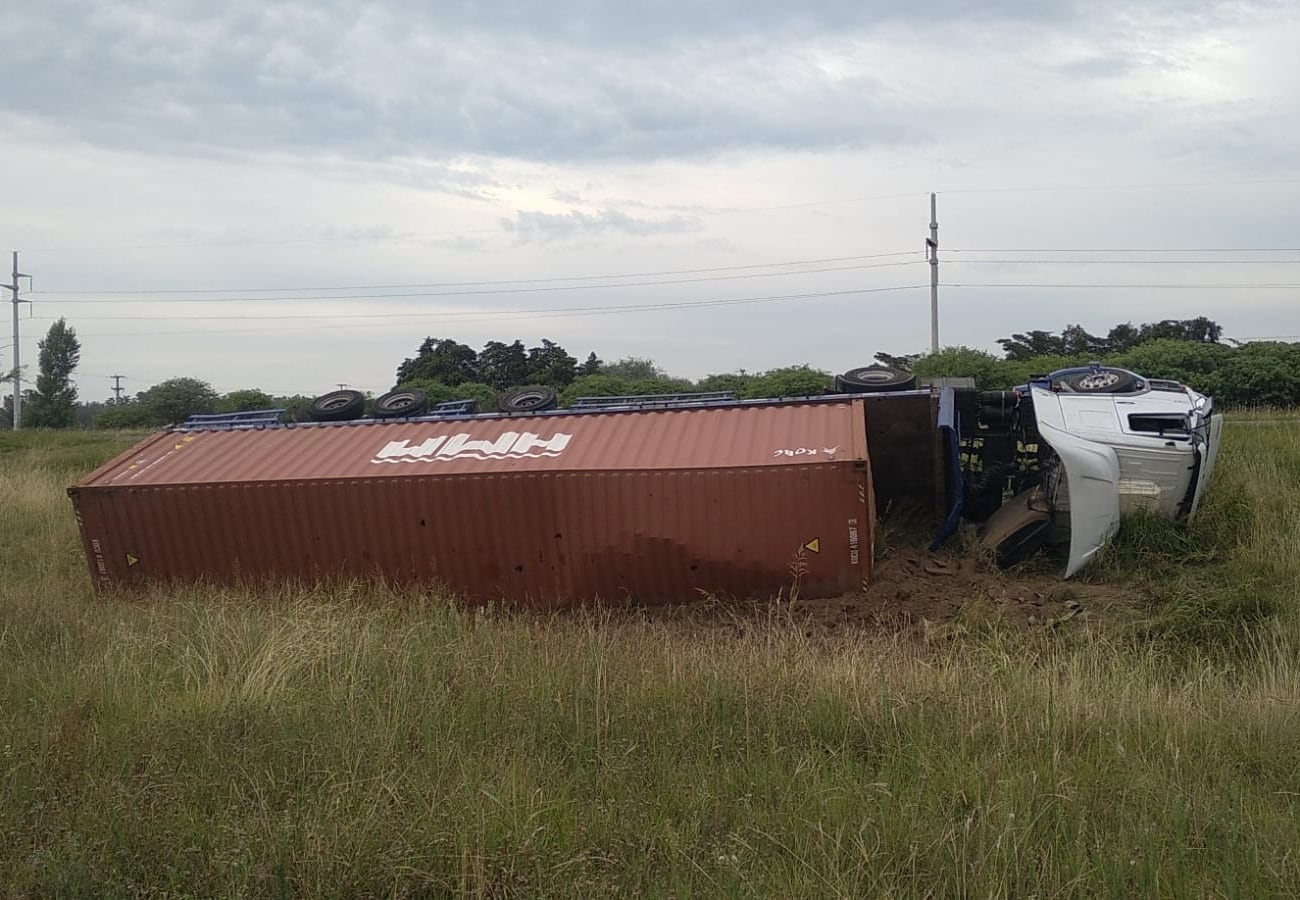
[{"left": 372, "top": 431, "right": 572, "bottom": 464}]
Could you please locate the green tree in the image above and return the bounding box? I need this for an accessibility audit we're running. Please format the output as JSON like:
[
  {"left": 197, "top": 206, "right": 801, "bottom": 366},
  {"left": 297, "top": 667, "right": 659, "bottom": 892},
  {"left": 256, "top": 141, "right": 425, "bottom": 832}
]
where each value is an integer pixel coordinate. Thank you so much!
[
  {"left": 912, "top": 347, "right": 1010, "bottom": 389},
  {"left": 476, "top": 340, "right": 529, "bottom": 390},
  {"left": 524, "top": 339, "right": 578, "bottom": 388},
  {"left": 1217, "top": 342, "right": 1300, "bottom": 407},
  {"left": 76, "top": 400, "right": 112, "bottom": 428},
  {"left": 1137, "top": 317, "right": 1223, "bottom": 345},
  {"left": 694, "top": 372, "right": 753, "bottom": 395},
  {"left": 628, "top": 376, "right": 694, "bottom": 395},
  {"left": 1060, "top": 323, "right": 1109, "bottom": 357},
  {"left": 394, "top": 379, "right": 499, "bottom": 413},
  {"left": 217, "top": 389, "right": 275, "bottom": 413},
  {"left": 602, "top": 357, "right": 663, "bottom": 380},
  {"left": 134, "top": 378, "right": 219, "bottom": 424},
  {"left": 446, "top": 381, "right": 500, "bottom": 412},
  {"left": 1106, "top": 322, "right": 1142, "bottom": 353},
  {"left": 24, "top": 318, "right": 81, "bottom": 428},
  {"left": 94, "top": 399, "right": 159, "bottom": 429},
  {"left": 999, "top": 317, "right": 1224, "bottom": 360},
  {"left": 559, "top": 374, "right": 639, "bottom": 406},
  {"left": 0, "top": 393, "right": 18, "bottom": 429},
  {"left": 579, "top": 351, "right": 603, "bottom": 376},
  {"left": 272, "top": 394, "right": 314, "bottom": 422},
  {"left": 1111, "top": 339, "right": 1234, "bottom": 390},
  {"left": 997, "top": 330, "right": 1066, "bottom": 361},
  {"left": 741, "top": 365, "right": 833, "bottom": 399},
  {"left": 873, "top": 351, "right": 920, "bottom": 372},
  {"left": 395, "top": 338, "right": 479, "bottom": 387}
]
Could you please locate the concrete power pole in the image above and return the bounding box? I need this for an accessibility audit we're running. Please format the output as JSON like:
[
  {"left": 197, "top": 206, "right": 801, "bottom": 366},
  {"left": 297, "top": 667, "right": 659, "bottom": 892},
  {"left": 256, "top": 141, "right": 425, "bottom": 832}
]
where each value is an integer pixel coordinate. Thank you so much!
[
  {"left": 4, "top": 251, "right": 32, "bottom": 429},
  {"left": 111, "top": 374, "right": 125, "bottom": 405},
  {"left": 926, "top": 193, "right": 939, "bottom": 354}
]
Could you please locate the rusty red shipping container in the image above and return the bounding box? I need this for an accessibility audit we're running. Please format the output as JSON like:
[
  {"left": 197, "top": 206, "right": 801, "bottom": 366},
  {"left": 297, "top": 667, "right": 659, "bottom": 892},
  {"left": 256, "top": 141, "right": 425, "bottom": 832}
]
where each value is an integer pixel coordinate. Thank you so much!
[{"left": 68, "top": 401, "right": 876, "bottom": 606}]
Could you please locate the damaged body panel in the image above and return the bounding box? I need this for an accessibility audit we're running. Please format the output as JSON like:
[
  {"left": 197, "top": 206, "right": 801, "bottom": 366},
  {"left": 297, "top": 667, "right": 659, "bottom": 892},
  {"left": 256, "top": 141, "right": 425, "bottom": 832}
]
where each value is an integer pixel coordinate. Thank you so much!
[
  {"left": 1031, "top": 387, "right": 1123, "bottom": 577},
  {"left": 971, "top": 367, "right": 1220, "bottom": 577}
]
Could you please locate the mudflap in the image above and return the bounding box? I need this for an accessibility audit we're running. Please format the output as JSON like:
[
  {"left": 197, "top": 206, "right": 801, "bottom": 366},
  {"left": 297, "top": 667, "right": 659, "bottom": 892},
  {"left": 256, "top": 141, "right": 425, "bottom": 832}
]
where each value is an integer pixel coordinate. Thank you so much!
[{"left": 978, "top": 487, "right": 1052, "bottom": 567}]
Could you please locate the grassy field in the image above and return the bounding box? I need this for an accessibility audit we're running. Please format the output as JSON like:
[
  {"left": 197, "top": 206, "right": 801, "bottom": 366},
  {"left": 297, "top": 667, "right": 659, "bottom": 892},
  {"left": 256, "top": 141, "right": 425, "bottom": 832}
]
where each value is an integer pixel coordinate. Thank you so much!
[{"left": 2, "top": 422, "right": 1299, "bottom": 898}]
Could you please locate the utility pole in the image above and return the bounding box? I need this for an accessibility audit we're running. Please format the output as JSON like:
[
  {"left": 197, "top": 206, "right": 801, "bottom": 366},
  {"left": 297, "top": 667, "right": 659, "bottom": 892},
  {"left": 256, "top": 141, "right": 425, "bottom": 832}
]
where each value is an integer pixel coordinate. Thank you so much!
[
  {"left": 4, "top": 251, "right": 32, "bottom": 429},
  {"left": 111, "top": 374, "right": 125, "bottom": 405},
  {"left": 926, "top": 193, "right": 939, "bottom": 353}
]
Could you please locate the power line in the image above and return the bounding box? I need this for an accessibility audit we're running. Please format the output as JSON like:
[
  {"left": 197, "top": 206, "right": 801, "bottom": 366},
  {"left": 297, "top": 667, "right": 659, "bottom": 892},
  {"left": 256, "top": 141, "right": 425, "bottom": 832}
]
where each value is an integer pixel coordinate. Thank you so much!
[
  {"left": 946, "top": 258, "right": 1300, "bottom": 265},
  {"left": 63, "top": 283, "right": 929, "bottom": 337},
  {"left": 937, "top": 176, "right": 1300, "bottom": 195},
  {"left": 944, "top": 282, "right": 1300, "bottom": 289},
  {"left": 32, "top": 251, "right": 920, "bottom": 295},
  {"left": 30, "top": 253, "right": 923, "bottom": 301},
  {"left": 948, "top": 247, "right": 1300, "bottom": 253},
  {"left": 34, "top": 247, "right": 1299, "bottom": 302},
  {"left": 24, "top": 175, "right": 1300, "bottom": 254},
  {"left": 23, "top": 193, "right": 928, "bottom": 254}
]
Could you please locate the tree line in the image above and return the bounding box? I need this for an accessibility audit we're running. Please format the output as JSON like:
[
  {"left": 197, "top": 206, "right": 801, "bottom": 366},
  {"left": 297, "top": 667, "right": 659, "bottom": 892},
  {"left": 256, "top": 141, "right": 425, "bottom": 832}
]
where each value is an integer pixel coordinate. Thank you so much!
[
  {"left": 5, "top": 315, "right": 1297, "bottom": 430},
  {"left": 903, "top": 317, "right": 1300, "bottom": 408}
]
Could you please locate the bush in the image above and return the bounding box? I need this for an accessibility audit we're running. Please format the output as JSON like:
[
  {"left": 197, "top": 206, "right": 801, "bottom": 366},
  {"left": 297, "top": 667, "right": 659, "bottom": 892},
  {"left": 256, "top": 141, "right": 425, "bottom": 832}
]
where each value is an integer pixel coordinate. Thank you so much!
[
  {"left": 394, "top": 380, "right": 498, "bottom": 412},
  {"left": 740, "top": 365, "right": 833, "bottom": 399},
  {"left": 559, "top": 374, "right": 693, "bottom": 406},
  {"left": 93, "top": 402, "right": 159, "bottom": 429},
  {"left": 912, "top": 347, "right": 1012, "bottom": 390}
]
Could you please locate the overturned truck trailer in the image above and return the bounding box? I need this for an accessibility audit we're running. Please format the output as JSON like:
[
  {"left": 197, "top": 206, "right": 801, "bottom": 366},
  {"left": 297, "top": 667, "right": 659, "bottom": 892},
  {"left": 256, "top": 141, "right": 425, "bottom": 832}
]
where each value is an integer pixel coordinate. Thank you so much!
[
  {"left": 68, "top": 397, "right": 957, "bottom": 605},
  {"left": 68, "top": 364, "right": 1214, "bottom": 601}
]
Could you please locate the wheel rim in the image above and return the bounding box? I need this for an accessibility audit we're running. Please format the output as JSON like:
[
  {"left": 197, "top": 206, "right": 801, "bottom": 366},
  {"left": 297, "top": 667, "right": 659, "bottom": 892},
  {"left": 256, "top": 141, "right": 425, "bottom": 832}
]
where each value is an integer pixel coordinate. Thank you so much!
[
  {"left": 321, "top": 396, "right": 351, "bottom": 411},
  {"left": 514, "top": 391, "right": 547, "bottom": 409},
  {"left": 385, "top": 392, "right": 417, "bottom": 409},
  {"left": 1076, "top": 371, "right": 1120, "bottom": 390}
]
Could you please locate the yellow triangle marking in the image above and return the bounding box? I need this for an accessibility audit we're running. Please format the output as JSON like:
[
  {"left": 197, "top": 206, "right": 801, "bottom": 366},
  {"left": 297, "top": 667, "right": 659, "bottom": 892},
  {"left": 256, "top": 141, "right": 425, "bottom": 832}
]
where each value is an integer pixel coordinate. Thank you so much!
[
  {"left": 802, "top": 538, "right": 821, "bottom": 554},
  {"left": 173, "top": 443, "right": 184, "bottom": 450},
  {"left": 125, "top": 553, "right": 139, "bottom": 568}
]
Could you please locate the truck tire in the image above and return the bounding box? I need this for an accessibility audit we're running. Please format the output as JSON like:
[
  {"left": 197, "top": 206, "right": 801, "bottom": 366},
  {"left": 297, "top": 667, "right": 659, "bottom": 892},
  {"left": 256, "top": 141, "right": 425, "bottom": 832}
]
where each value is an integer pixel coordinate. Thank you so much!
[
  {"left": 978, "top": 391, "right": 1015, "bottom": 427},
  {"left": 1054, "top": 367, "right": 1140, "bottom": 394},
  {"left": 307, "top": 389, "right": 367, "bottom": 422},
  {"left": 835, "top": 365, "right": 917, "bottom": 393},
  {"left": 498, "top": 386, "right": 558, "bottom": 413},
  {"left": 373, "top": 388, "right": 430, "bottom": 419}
]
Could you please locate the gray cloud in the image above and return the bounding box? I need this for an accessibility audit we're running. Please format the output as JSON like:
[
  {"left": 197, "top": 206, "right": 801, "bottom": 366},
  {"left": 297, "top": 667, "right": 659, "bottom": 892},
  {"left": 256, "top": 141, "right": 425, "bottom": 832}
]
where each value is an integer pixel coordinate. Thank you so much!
[
  {"left": 7, "top": 0, "right": 1276, "bottom": 170},
  {"left": 499, "top": 207, "right": 703, "bottom": 243}
]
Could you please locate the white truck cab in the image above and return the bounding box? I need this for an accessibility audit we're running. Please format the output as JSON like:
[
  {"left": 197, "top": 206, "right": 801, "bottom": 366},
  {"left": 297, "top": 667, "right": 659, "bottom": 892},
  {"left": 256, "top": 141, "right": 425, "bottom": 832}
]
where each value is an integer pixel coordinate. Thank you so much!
[{"left": 973, "top": 366, "right": 1221, "bottom": 576}]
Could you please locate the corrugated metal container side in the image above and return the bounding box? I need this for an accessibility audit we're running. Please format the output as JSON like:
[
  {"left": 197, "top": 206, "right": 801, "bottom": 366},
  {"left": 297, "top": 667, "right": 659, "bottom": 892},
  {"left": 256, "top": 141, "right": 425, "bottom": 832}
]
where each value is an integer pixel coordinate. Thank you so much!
[{"left": 68, "top": 402, "right": 876, "bottom": 606}]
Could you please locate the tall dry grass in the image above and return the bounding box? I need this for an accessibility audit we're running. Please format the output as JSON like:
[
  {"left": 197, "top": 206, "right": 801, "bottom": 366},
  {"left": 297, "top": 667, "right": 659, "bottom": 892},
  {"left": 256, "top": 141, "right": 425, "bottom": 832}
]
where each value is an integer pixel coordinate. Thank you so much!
[{"left": 2, "top": 423, "right": 1299, "bottom": 897}]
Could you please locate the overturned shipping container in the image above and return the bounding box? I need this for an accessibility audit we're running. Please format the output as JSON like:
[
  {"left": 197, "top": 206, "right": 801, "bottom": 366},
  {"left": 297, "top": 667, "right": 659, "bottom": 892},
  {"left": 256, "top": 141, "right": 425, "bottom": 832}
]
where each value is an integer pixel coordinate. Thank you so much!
[{"left": 68, "top": 401, "right": 877, "bottom": 606}]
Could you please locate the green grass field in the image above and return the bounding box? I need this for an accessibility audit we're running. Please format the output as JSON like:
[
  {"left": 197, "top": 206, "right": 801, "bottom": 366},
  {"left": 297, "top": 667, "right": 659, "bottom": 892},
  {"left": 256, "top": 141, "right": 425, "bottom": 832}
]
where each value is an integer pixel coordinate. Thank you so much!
[{"left": 2, "top": 422, "right": 1299, "bottom": 898}]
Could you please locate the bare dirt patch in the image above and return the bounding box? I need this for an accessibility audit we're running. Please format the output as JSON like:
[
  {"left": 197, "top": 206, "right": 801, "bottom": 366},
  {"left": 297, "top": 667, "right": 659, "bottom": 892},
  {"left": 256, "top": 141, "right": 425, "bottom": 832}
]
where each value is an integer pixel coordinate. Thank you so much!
[{"left": 644, "top": 548, "right": 1149, "bottom": 637}]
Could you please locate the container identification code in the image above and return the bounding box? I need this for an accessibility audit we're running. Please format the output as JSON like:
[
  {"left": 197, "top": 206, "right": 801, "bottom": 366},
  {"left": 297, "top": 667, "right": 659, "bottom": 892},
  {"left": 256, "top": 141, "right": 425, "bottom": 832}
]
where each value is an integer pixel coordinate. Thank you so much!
[{"left": 772, "top": 445, "right": 840, "bottom": 458}]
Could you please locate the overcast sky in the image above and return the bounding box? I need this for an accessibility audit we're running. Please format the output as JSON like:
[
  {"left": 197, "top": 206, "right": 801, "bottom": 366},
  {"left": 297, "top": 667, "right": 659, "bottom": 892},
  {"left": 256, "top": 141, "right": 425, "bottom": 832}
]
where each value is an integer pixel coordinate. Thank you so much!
[{"left": 3, "top": 0, "right": 1298, "bottom": 400}]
